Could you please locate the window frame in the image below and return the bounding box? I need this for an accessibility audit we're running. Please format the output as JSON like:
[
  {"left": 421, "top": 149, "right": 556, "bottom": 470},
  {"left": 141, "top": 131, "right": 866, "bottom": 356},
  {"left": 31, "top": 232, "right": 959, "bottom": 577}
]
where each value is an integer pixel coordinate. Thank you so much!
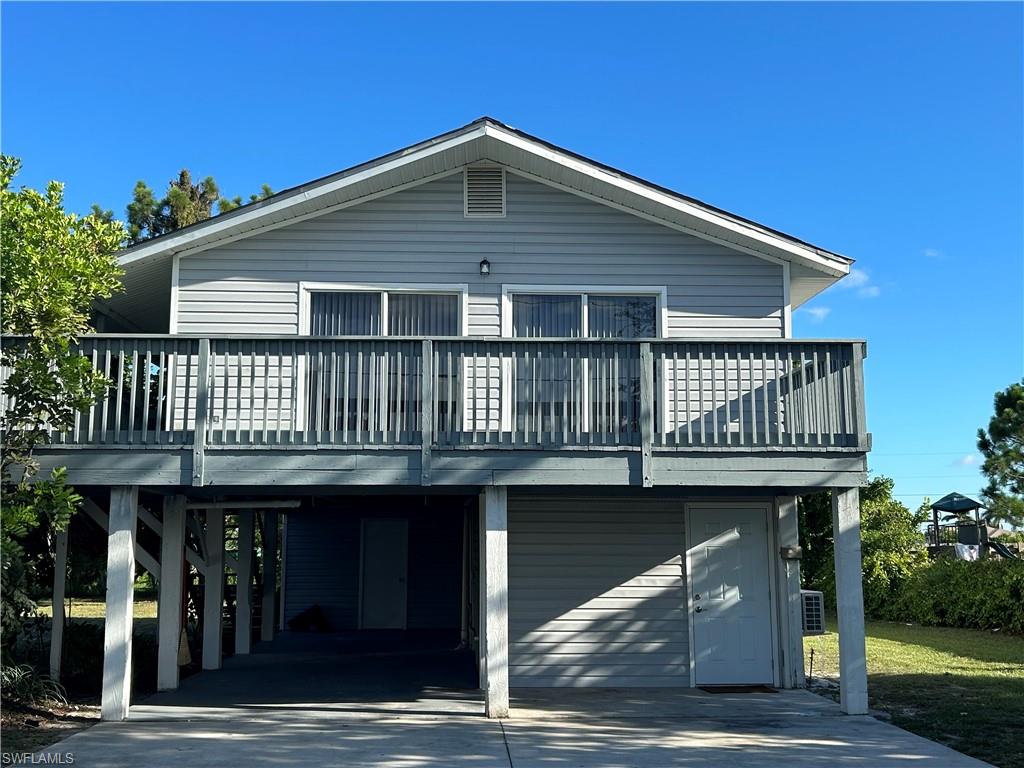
[
  {"left": 299, "top": 282, "right": 470, "bottom": 337},
  {"left": 498, "top": 285, "right": 668, "bottom": 434},
  {"left": 500, "top": 284, "right": 668, "bottom": 339}
]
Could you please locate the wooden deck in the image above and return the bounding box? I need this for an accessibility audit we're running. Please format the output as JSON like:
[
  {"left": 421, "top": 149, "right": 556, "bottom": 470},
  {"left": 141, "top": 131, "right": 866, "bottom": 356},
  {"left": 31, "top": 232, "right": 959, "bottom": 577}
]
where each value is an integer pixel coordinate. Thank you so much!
[{"left": 7, "top": 335, "right": 869, "bottom": 489}]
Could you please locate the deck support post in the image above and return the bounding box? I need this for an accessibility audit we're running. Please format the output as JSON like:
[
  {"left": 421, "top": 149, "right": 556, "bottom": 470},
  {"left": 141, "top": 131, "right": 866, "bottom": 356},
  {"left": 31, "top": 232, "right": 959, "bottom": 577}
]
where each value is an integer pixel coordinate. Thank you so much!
[
  {"left": 49, "top": 529, "right": 68, "bottom": 682},
  {"left": 480, "top": 486, "right": 509, "bottom": 718},
  {"left": 261, "top": 511, "right": 278, "bottom": 643},
  {"left": 832, "top": 486, "right": 868, "bottom": 714},
  {"left": 235, "top": 512, "right": 254, "bottom": 655},
  {"left": 775, "top": 495, "right": 804, "bottom": 689},
  {"left": 157, "top": 495, "right": 187, "bottom": 690},
  {"left": 101, "top": 486, "right": 138, "bottom": 721},
  {"left": 202, "top": 511, "right": 225, "bottom": 670}
]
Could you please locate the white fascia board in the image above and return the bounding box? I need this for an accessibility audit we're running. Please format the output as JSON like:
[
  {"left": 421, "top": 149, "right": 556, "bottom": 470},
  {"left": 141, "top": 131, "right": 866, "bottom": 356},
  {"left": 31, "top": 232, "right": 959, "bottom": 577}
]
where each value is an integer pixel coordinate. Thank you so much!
[
  {"left": 118, "top": 125, "right": 489, "bottom": 269},
  {"left": 483, "top": 124, "right": 850, "bottom": 278}
]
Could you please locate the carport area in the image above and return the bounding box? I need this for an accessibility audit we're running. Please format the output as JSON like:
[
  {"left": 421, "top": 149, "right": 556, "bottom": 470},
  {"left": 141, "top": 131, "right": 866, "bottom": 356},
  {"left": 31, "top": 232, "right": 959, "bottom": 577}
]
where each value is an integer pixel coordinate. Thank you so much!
[{"left": 37, "top": 637, "right": 988, "bottom": 767}]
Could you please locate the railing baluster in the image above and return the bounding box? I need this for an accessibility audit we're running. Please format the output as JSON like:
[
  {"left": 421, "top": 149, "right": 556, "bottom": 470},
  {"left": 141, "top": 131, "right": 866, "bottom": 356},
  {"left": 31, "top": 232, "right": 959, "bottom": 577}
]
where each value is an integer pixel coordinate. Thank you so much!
[
  {"left": 784, "top": 345, "right": 795, "bottom": 447},
  {"left": 355, "top": 343, "right": 364, "bottom": 444},
  {"left": 155, "top": 343, "right": 165, "bottom": 445},
  {"left": 761, "top": 344, "right": 770, "bottom": 447},
  {"left": 315, "top": 343, "right": 325, "bottom": 445},
  {"left": 328, "top": 345, "right": 338, "bottom": 445},
  {"left": 275, "top": 340, "right": 284, "bottom": 445},
  {"left": 484, "top": 344, "right": 492, "bottom": 445},
  {"left": 342, "top": 345, "right": 351, "bottom": 445},
  {"left": 249, "top": 340, "right": 258, "bottom": 445},
  {"left": 140, "top": 347, "right": 151, "bottom": 444}
]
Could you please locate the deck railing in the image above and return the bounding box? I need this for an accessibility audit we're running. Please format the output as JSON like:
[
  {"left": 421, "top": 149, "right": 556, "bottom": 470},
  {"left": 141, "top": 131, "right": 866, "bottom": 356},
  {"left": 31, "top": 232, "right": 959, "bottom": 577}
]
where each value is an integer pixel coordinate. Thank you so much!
[{"left": 2, "top": 335, "right": 868, "bottom": 462}]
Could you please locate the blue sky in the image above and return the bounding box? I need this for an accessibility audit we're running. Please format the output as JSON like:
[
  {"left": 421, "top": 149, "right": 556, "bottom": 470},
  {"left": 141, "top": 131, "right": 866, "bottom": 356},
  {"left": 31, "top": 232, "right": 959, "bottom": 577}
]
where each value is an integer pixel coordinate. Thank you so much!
[{"left": 3, "top": 2, "right": 1022, "bottom": 509}]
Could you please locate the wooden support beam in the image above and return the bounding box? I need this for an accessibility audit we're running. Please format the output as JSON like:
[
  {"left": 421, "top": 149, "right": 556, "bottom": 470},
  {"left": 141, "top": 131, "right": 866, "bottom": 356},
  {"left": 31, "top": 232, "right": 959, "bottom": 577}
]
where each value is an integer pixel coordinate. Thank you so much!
[
  {"left": 481, "top": 486, "right": 509, "bottom": 719},
  {"left": 640, "top": 342, "right": 654, "bottom": 488},
  {"left": 137, "top": 505, "right": 163, "bottom": 536},
  {"left": 832, "top": 486, "right": 868, "bottom": 714},
  {"left": 421, "top": 339, "right": 433, "bottom": 486},
  {"left": 235, "top": 512, "right": 254, "bottom": 655},
  {"left": 260, "top": 511, "right": 278, "bottom": 643},
  {"left": 157, "top": 496, "right": 186, "bottom": 691},
  {"left": 50, "top": 529, "right": 68, "bottom": 682},
  {"left": 101, "top": 486, "right": 138, "bottom": 721},
  {"left": 185, "top": 500, "right": 301, "bottom": 511},
  {"left": 776, "top": 496, "right": 804, "bottom": 689},
  {"left": 202, "top": 511, "right": 224, "bottom": 670},
  {"left": 82, "top": 498, "right": 160, "bottom": 580},
  {"left": 192, "top": 338, "right": 210, "bottom": 487}
]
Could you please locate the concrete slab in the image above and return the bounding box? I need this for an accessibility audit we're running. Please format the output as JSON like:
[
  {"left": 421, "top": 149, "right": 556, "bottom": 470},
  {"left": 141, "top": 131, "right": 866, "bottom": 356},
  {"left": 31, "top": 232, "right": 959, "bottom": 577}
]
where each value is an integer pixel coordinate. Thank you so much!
[{"left": 34, "top": 639, "right": 990, "bottom": 767}]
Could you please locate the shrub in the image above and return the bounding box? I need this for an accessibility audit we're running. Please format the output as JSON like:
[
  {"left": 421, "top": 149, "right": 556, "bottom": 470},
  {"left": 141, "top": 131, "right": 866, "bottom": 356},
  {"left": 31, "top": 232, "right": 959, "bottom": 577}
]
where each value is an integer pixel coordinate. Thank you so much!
[
  {"left": 0, "top": 663, "right": 67, "bottom": 707},
  {"left": 881, "top": 558, "right": 1024, "bottom": 633}
]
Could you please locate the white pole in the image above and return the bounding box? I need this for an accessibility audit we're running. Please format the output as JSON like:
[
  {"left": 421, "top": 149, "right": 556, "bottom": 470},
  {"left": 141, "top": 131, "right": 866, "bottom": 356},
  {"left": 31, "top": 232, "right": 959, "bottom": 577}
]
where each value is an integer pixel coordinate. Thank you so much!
[
  {"left": 157, "top": 495, "right": 187, "bottom": 690},
  {"left": 101, "top": 486, "right": 138, "bottom": 721},
  {"left": 235, "top": 512, "right": 254, "bottom": 655},
  {"left": 261, "top": 512, "right": 278, "bottom": 643},
  {"left": 775, "top": 496, "right": 804, "bottom": 689},
  {"left": 49, "top": 529, "right": 68, "bottom": 682},
  {"left": 202, "top": 511, "right": 225, "bottom": 670},
  {"left": 482, "top": 486, "right": 509, "bottom": 718},
  {"left": 832, "top": 486, "right": 868, "bottom": 714}
]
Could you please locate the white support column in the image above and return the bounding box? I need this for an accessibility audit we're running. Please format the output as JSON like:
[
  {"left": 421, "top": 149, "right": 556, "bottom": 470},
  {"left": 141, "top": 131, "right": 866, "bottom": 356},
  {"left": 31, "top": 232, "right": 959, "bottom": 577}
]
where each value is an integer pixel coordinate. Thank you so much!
[
  {"left": 481, "top": 486, "right": 509, "bottom": 719},
  {"left": 235, "top": 512, "right": 254, "bottom": 655},
  {"left": 832, "top": 486, "right": 868, "bottom": 714},
  {"left": 202, "top": 511, "right": 225, "bottom": 671},
  {"left": 776, "top": 496, "right": 805, "bottom": 689},
  {"left": 260, "top": 511, "right": 278, "bottom": 643},
  {"left": 157, "top": 495, "right": 187, "bottom": 691},
  {"left": 50, "top": 529, "right": 68, "bottom": 682},
  {"left": 102, "top": 486, "right": 138, "bottom": 721}
]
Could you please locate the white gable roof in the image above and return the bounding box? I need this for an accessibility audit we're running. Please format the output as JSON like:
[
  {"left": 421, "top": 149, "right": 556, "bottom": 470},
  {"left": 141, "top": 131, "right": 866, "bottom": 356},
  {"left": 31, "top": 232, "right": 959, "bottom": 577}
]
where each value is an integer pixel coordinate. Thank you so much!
[{"left": 110, "top": 118, "right": 851, "bottom": 328}]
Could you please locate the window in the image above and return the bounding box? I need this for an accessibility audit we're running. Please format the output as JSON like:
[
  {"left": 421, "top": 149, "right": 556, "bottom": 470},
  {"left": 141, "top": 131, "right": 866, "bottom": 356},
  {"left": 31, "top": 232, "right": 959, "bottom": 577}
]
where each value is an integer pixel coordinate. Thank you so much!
[
  {"left": 509, "top": 291, "right": 658, "bottom": 339},
  {"left": 308, "top": 290, "right": 460, "bottom": 336},
  {"left": 506, "top": 290, "right": 660, "bottom": 438}
]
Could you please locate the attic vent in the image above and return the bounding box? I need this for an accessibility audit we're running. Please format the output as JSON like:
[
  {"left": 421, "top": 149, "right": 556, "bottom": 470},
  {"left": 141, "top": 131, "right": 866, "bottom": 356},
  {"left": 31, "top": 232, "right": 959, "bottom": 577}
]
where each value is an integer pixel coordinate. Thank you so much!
[{"left": 465, "top": 166, "right": 505, "bottom": 217}]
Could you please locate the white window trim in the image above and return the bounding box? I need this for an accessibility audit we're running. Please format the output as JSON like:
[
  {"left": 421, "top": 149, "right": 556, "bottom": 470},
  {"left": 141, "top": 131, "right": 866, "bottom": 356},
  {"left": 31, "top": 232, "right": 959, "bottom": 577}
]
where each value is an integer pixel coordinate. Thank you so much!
[
  {"left": 295, "top": 282, "right": 469, "bottom": 428},
  {"left": 498, "top": 285, "right": 668, "bottom": 434},
  {"left": 463, "top": 166, "right": 507, "bottom": 219},
  {"left": 298, "top": 281, "right": 470, "bottom": 337},
  {"left": 499, "top": 284, "right": 669, "bottom": 339}
]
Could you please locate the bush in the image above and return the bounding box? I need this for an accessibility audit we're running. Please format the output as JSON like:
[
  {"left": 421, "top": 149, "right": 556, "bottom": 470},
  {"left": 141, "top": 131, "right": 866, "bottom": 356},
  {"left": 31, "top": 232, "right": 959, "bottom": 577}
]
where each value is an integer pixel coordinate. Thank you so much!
[
  {"left": 0, "top": 663, "right": 67, "bottom": 707},
  {"left": 881, "top": 558, "right": 1024, "bottom": 633}
]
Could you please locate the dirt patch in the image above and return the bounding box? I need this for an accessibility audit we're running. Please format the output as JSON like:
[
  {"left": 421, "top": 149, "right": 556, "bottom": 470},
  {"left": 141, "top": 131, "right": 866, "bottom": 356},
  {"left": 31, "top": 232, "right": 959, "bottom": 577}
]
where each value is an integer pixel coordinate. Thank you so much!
[{"left": 1, "top": 701, "right": 99, "bottom": 756}]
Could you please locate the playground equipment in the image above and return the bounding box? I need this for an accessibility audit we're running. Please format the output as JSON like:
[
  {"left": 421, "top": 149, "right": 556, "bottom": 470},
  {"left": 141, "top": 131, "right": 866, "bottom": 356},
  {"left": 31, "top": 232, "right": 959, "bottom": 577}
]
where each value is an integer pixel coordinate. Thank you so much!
[{"left": 927, "top": 492, "right": 1020, "bottom": 559}]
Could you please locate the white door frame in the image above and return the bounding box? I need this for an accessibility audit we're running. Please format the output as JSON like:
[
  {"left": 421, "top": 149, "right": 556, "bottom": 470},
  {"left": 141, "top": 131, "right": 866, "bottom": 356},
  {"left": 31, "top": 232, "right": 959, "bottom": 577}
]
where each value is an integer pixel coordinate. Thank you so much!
[{"left": 683, "top": 501, "right": 781, "bottom": 687}]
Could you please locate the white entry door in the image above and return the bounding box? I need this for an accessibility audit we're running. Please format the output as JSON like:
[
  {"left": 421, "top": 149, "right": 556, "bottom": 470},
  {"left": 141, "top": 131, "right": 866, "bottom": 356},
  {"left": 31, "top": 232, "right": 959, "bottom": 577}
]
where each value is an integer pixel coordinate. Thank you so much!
[
  {"left": 360, "top": 518, "right": 409, "bottom": 629},
  {"left": 687, "top": 505, "right": 774, "bottom": 685}
]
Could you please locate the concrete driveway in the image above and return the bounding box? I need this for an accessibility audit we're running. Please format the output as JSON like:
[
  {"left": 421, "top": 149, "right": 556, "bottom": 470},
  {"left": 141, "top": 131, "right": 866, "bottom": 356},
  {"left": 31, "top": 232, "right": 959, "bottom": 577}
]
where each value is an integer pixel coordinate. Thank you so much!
[{"left": 37, "top": 638, "right": 990, "bottom": 767}]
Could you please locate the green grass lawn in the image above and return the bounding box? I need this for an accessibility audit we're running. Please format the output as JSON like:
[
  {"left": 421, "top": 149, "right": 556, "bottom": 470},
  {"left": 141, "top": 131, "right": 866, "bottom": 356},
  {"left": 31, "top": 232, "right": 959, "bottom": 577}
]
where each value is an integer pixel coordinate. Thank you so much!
[
  {"left": 805, "top": 618, "right": 1024, "bottom": 768},
  {"left": 35, "top": 597, "right": 158, "bottom": 620}
]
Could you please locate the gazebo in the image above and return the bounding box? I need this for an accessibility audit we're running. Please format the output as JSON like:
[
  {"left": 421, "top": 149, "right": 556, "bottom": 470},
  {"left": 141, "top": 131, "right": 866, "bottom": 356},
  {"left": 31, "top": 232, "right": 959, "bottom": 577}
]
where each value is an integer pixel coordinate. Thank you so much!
[{"left": 930, "top": 491, "right": 983, "bottom": 547}]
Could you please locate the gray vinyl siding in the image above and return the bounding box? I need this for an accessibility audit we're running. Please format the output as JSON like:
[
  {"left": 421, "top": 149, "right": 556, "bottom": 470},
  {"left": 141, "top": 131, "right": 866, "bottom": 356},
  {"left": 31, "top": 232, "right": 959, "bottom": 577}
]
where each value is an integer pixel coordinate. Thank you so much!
[
  {"left": 508, "top": 496, "right": 690, "bottom": 687},
  {"left": 177, "top": 171, "right": 784, "bottom": 338},
  {"left": 284, "top": 507, "right": 463, "bottom": 631}
]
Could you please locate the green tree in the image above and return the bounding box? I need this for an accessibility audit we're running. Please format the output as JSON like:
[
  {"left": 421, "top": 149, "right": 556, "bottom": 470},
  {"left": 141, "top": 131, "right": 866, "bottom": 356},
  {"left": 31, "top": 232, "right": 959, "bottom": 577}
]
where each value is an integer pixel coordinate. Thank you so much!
[
  {"left": 124, "top": 172, "right": 273, "bottom": 244},
  {"left": 0, "top": 155, "right": 125, "bottom": 654},
  {"left": 977, "top": 381, "right": 1024, "bottom": 528},
  {"left": 799, "top": 477, "right": 928, "bottom": 616}
]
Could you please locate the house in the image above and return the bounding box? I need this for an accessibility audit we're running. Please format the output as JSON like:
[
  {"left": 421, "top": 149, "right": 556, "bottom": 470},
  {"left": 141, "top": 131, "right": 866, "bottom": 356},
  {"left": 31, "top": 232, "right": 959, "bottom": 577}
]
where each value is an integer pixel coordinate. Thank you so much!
[{"left": 17, "top": 118, "right": 870, "bottom": 722}]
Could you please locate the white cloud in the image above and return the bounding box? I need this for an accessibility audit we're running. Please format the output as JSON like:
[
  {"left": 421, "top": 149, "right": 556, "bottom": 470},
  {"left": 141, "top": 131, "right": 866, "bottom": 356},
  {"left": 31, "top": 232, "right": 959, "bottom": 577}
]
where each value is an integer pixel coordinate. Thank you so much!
[
  {"left": 923, "top": 248, "right": 944, "bottom": 259},
  {"left": 953, "top": 454, "right": 978, "bottom": 467},
  {"left": 802, "top": 306, "right": 831, "bottom": 322},
  {"left": 839, "top": 268, "right": 881, "bottom": 298},
  {"left": 842, "top": 268, "right": 870, "bottom": 288}
]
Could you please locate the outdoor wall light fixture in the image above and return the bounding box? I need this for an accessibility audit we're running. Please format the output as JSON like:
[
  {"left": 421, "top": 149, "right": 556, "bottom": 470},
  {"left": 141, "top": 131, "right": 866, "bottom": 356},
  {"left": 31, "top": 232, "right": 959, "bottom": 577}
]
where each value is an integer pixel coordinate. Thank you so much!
[{"left": 479, "top": 259, "right": 491, "bottom": 276}]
